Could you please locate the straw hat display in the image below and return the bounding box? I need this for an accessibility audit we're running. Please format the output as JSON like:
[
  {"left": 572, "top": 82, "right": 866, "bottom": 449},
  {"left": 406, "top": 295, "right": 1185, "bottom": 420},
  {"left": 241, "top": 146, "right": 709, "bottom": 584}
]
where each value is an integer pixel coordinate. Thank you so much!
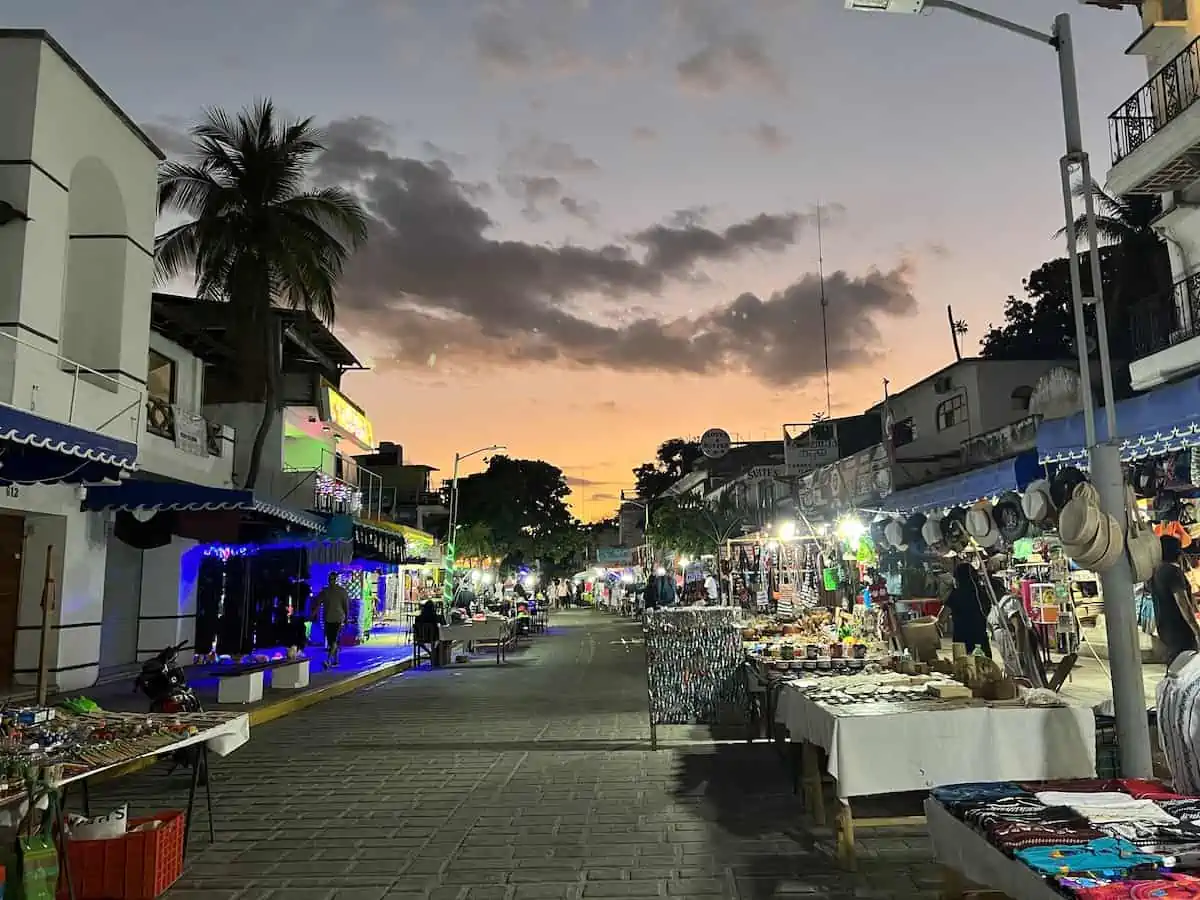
[
  {"left": 1059, "top": 481, "right": 1124, "bottom": 574},
  {"left": 921, "top": 512, "right": 945, "bottom": 549},
  {"left": 1021, "top": 478, "right": 1054, "bottom": 525},
  {"left": 941, "top": 508, "right": 971, "bottom": 552},
  {"left": 1125, "top": 484, "right": 1162, "bottom": 582},
  {"left": 993, "top": 492, "right": 1029, "bottom": 543},
  {"left": 965, "top": 500, "right": 1001, "bottom": 549},
  {"left": 883, "top": 518, "right": 906, "bottom": 550}
]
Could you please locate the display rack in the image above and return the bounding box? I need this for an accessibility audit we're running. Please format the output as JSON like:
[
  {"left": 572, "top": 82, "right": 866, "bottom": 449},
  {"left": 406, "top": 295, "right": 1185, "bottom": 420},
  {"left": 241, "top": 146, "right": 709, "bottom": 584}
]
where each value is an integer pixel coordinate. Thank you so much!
[{"left": 643, "top": 607, "right": 747, "bottom": 750}]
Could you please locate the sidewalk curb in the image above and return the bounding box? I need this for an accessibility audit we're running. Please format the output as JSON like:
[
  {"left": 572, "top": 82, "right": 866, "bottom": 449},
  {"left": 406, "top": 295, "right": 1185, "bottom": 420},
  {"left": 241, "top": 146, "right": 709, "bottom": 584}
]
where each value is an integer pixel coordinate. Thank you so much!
[{"left": 92, "top": 655, "right": 414, "bottom": 785}]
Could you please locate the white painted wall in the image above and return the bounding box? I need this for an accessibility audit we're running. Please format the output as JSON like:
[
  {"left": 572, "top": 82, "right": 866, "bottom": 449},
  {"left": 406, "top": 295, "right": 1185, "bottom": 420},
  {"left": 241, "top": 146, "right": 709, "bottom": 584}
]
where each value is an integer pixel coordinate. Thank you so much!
[
  {"left": 0, "top": 33, "right": 157, "bottom": 445},
  {"left": 99, "top": 534, "right": 141, "bottom": 670},
  {"left": 136, "top": 538, "right": 197, "bottom": 661}
]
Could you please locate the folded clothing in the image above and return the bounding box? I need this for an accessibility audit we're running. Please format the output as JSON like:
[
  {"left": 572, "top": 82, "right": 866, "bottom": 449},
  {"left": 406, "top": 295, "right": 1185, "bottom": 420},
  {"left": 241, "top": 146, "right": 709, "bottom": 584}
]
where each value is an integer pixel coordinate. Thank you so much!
[
  {"left": 1024, "top": 779, "right": 1183, "bottom": 801},
  {"left": 1035, "top": 792, "right": 1180, "bottom": 826},
  {"left": 989, "top": 819, "right": 1106, "bottom": 853},
  {"left": 1112, "top": 779, "right": 1186, "bottom": 802},
  {"left": 965, "top": 798, "right": 1090, "bottom": 831},
  {"left": 1070, "top": 872, "right": 1200, "bottom": 897},
  {"left": 932, "top": 782, "right": 1028, "bottom": 808},
  {"left": 1101, "top": 820, "right": 1200, "bottom": 847},
  {"left": 1015, "top": 837, "right": 1161, "bottom": 876},
  {"left": 1162, "top": 800, "right": 1200, "bottom": 822}
]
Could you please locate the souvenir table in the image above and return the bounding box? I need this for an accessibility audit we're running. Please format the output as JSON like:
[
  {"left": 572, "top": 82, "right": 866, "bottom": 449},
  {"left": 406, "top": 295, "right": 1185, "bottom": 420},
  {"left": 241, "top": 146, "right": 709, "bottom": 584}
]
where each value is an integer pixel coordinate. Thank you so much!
[
  {"left": 438, "top": 616, "right": 516, "bottom": 664},
  {"left": 0, "top": 707, "right": 249, "bottom": 875},
  {"left": 926, "top": 779, "right": 1200, "bottom": 898},
  {"left": 775, "top": 676, "right": 1096, "bottom": 869}
]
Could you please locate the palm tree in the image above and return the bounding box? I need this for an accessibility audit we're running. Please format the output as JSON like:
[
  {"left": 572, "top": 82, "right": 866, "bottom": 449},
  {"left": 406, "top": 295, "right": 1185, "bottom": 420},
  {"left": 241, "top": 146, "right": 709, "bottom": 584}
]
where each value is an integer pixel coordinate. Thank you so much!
[
  {"left": 1056, "top": 180, "right": 1172, "bottom": 356},
  {"left": 155, "top": 100, "right": 369, "bottom": 489}
]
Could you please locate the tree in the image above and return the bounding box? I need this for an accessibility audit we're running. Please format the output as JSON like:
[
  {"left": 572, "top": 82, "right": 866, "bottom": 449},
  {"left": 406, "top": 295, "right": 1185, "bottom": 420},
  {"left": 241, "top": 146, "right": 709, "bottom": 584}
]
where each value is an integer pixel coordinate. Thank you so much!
[
  {"left": 647, "top": 497, "right": 746, "bottom": 560},
  {"left": 981, "top": 181, "right": 1169, "bottom": 363},
  {"left": 154, "top": 100, "right": 370, "bottom": 489},
  {"left": 454, "top": 522, "right": 498, "bottom": 563},
  {"left": 454, "top": 456, "right": 582, "bottom": 572},
  {"left": 632, "top": 438, "right": 703, "bottom": 499}
]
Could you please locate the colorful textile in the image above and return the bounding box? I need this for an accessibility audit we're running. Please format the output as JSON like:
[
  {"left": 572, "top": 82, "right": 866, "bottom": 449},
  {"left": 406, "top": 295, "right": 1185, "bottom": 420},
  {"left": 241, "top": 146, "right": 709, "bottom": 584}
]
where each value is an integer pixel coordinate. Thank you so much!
[
  {"left": 1157, "top": 651, "right": 1200, "bottom": 797},
  {"left": 1015, "top": 837, "right": 1161, "bottom": 876},
  {"left": 931, "top": 782, "right": 1028, "bottom": 810},
  {"left": 1072, "top": 872, "right": 1200, "bottom": 898},
  {"left": 965, "top": 798, "right": 1087, "bottom": 831},
  {"left": 989, "top": 819, "right": 1105, "bottom": 852},
  {"left": 1115, "top": 780, "right": 1186, "bottom": 802}
]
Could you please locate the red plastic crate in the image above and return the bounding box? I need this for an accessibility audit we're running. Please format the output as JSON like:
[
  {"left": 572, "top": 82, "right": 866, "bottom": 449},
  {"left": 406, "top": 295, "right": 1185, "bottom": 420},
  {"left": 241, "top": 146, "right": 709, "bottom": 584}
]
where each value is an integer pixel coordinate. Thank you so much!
[{"left": 56, "top": 811, "right": 185, "bottom": 900}]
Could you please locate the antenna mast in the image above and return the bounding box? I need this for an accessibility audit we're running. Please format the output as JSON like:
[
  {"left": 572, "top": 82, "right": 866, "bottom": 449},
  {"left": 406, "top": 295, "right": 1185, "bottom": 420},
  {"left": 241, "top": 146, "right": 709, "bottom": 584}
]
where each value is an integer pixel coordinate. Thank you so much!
[{"left": 817, "top": 203, "right": 831, "bottom": 417}]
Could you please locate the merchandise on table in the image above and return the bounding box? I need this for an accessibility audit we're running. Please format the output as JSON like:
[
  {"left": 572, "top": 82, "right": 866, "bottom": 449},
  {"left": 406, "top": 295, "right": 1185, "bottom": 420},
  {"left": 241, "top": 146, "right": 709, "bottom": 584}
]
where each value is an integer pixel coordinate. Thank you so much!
[
  {"left": 931, "top": 778, "right": 1200, "bottom": 896},
  {"left": 0, "top": 708, "right": 243, "bottom": 801}
]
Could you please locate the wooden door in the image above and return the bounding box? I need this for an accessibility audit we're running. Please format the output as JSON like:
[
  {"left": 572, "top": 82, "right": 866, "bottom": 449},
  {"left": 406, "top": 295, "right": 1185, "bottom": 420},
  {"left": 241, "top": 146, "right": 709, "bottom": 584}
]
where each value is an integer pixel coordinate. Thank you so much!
[{"left": 0, "top": 515, "right": 24, "bottom": 688}]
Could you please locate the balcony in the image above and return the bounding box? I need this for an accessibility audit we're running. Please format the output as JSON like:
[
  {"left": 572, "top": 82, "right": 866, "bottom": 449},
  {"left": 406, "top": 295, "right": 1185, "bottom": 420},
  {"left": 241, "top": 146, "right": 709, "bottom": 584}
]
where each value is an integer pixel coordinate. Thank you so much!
[
  {"left": 139, "top": 396, "right": 236, "bottom": 487},
  {"left": 267, "top": 446, "right": 384, "bottom": 518},
  {"left": 1129, "top": 272, "right": 1200, "bottom": 390},
  {"left": 1108, "top": 37, "right": 1200, "bottom": 195}
]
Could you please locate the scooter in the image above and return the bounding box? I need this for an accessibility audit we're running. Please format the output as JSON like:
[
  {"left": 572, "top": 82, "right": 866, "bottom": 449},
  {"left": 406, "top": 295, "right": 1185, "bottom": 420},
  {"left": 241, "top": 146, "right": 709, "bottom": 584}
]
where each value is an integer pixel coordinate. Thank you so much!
[{"left": 134, "top": 641, "right": 206, "bottom": 782}]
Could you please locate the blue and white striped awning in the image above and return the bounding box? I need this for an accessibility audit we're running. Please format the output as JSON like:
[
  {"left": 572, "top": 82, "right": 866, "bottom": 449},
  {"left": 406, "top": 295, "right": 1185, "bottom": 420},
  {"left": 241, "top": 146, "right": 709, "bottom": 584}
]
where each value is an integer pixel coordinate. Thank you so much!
[
  {"left": 0, "top": 403, "right": 137, "bottom": 483},
  {"left": 879, "top": 452, "right": 1045, "bottom": 514},
  {"left": 1037, "top": 373, "right": 1200, "bottom": 465},
  {"left": 82, "top": 479, "right": 325, "bottom": 531}
]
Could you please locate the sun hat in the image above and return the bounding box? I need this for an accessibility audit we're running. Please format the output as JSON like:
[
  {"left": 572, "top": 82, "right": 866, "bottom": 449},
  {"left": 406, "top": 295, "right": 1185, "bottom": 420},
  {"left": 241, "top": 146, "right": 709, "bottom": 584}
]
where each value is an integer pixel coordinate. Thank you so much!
[
  {"left": 1050, "top": 466, "right": 1088, "bottom": 511},
  {"left": 921, "top": 512, "right": 945, "bottom": 548},
  {"left": 965, "top": 501, "right": 997, "bottom": 542},
  {"left": 941, "top": 508, "right": 971, "bottom": 552},
  {"left": 884, "top": 519, "right": 905, "bottom": 550},
  {"left": 993, "top": 492, "right": 1029, "bottom": 543},
  {"left": 1021, "top": 479, "right": 1052, "bottom": 524},
  {"left": 1059, "top": 485, "right": 1101, "bottom": 548}
]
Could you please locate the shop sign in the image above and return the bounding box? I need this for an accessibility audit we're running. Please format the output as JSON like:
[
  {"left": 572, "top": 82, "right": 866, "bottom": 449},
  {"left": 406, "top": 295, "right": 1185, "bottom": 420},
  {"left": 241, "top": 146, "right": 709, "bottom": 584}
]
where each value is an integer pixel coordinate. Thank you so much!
[
  {"left": 782, "top": 420, "right": 839, "bottom": 474},
  {"left": 597, "top": 547, "right": 634, "bottom": 564},
  {"left": 747, "top": 465, "right": 779, "bottom": 480},
  {"left": 172, "top": 406, "right": 209, "bottom": 457},
  {"left": 320, "top": 381, "right": 375, "bottom": 449},
  {"left": 700, "top": 428, "right": 731, "bottom": 459},
  {"left": 962, "top": 415, "right": 1041, "bottom": 467}
]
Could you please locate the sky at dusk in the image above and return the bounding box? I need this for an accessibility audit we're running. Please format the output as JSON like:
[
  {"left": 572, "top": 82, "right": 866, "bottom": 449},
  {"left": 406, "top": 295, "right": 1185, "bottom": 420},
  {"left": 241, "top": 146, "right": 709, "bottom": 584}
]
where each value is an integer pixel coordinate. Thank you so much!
[{"left": 8, "top": 0, "right": 1149, "bottom": 519}]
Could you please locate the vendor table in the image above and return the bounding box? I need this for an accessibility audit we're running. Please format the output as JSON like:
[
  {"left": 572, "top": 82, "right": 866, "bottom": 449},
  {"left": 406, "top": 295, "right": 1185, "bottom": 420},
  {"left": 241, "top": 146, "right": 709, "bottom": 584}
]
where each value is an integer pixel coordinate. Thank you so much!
[
  {"left": 439, "top": 618, "right": 515, "bottom": 664},
  {"left": 924, "top": 797, "right": 1062, "bottom": 899},
  {"left": 775, "top": 684, "right": 1096, "bottom": 870},
  {"left": 2, "top": 711, "right": 249, "bottom": 900}
]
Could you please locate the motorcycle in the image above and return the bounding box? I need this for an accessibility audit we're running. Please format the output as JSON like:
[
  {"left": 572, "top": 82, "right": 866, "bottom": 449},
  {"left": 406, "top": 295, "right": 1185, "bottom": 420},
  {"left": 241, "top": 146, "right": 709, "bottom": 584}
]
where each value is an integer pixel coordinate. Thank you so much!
[{"left": 134, "top": 641, "right": 206, "bottom": 783}]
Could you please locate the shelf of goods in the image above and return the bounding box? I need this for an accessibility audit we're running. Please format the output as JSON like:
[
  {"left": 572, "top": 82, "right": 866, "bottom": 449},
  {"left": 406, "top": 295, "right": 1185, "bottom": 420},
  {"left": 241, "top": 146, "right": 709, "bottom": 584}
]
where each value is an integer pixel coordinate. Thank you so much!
[
  {"left": 773, "top": 669, "right": 1096, "bottom": 870},
  {"left": 644, "top": 607, "right": 747, "bottom": 749},
  {"left": 927, "top": 778, "right": 1200, "bottom": 899}
]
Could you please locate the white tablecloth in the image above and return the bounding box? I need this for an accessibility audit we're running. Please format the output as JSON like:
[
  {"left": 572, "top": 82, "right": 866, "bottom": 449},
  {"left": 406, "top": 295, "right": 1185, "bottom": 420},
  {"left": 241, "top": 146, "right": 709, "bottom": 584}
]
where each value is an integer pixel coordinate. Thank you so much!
[
  {"left": 439, "top": 619, "right": 511, "bottom": 643},
  {"left": 925, "top": 798, "right": 1062, "bottom": 899},
  {"left": 776, "top": 685, "right": 1096, "bottom": 798}
]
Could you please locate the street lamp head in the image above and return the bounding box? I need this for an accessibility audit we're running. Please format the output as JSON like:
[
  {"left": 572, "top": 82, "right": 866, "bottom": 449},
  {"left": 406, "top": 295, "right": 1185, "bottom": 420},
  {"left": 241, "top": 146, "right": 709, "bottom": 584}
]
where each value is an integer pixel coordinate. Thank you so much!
[{"left": 845, "top": 0, "right": 925, "bottom": 12}]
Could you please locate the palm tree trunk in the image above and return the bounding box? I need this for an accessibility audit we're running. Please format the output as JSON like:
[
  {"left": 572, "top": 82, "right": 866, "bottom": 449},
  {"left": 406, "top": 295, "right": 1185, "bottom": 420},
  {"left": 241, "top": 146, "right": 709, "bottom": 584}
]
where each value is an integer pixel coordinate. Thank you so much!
[{"left": 242, "top": 321, "right": 281, "bottom": 491}]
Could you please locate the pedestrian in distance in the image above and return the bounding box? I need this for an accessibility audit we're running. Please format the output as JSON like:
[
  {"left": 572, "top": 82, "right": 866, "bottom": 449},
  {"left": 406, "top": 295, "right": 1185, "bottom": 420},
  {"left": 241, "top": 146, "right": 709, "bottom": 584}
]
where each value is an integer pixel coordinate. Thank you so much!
[{"left": 315, "top": 572, "right": 350, "bottom": 668}]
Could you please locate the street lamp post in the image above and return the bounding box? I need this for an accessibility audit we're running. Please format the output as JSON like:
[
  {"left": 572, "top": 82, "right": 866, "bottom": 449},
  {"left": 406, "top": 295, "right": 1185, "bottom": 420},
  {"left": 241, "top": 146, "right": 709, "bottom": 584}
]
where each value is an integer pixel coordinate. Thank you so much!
[
  {"left": 620, "top": 490, "right": 653, "bottom": 568},
  {"left": 443, "top": 444, "right": 506, "bottom": 606},
  {"left": 846, "top": 0, "right": 1152, "bottom": 775}
]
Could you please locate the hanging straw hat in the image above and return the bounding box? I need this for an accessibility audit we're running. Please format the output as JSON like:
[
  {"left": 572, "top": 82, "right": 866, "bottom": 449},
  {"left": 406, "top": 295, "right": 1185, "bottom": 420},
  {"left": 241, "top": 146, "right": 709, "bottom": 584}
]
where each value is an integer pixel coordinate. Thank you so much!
[{"left": 1021, "top": 479, "right": 1053, "bottom": 524}]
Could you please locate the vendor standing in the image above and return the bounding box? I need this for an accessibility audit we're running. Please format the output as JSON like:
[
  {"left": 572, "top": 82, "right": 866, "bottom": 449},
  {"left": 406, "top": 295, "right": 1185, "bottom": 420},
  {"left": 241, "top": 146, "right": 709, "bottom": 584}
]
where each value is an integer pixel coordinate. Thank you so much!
[
  {"left": 942, "top": 563, "right": 991, "bottom": 656},
  {"left": 1150, "top": 535, "right": 1200, "bottom": 664}
]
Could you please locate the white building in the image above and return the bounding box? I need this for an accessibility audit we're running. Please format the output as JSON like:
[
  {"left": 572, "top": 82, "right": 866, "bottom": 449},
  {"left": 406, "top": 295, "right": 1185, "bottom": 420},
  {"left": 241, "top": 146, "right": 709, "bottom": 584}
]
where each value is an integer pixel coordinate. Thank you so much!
[
  {"left": 1103, "top": 1, "right": 1200, "bottom": 391},
  {"left": 0, "top": 29, "right": 160, "bottom": 691}
]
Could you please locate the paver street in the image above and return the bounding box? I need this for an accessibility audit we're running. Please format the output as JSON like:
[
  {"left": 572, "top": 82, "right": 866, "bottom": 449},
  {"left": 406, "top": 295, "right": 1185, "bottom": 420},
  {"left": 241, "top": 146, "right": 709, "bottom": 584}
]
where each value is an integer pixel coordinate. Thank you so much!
[{"left": 92, "top": 612, "right": 940, "bottom": 899}]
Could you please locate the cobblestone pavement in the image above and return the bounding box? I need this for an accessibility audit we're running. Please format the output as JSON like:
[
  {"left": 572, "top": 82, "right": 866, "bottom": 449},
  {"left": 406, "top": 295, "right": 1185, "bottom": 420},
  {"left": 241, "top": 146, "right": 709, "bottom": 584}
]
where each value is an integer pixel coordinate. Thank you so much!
[{"left": 91, "top": 611, "right": 940, "bottom": 899}]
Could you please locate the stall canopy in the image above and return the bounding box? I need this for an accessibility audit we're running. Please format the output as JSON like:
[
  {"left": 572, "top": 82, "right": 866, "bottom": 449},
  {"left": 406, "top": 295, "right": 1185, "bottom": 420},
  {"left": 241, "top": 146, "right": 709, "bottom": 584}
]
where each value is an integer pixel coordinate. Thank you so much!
[
  {"left": 880, "top": 451, "right": 1044, "bottom": 514},
  {"left": 1037, "top": 373, "right": 1200, "bottom": 464},
  {"left": 0, "top": 405, "right": 137, "bottom": 484},
  {"left": 82, "top": 478, "right": 326, "bottom": 531}
]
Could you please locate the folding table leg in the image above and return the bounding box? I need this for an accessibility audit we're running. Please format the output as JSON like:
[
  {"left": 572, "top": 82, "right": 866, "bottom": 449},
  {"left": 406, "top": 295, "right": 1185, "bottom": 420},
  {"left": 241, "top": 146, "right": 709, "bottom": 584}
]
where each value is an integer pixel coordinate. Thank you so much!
[
  {"left": 801, "top": 742, "right": 826, "bottom": 826},
  {"left": 835, "top": 798, "right": 856, "bottom": 871},
  {"left": 184, "top": 751, "right": 202, "bottom": 858},
  {"left": 202, "top": 746, "right": 215, "bottom": 843}
]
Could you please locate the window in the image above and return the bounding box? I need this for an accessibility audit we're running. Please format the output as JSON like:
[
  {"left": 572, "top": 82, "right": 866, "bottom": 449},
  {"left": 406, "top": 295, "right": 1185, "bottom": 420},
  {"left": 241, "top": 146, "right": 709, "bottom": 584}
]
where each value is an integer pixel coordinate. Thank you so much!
[
  {"left": 147, "top": 350, "right": 177, "bottom": 404},
  {"left": 936, "top": 394, "right": 967, "bottom": 431},
  {"left": 1163, "top": 0, "right": 1187, "bottom": 21},
  {"left": 890, "top": 417, "right": 917, "bottom": 448},
  {"left": 1011, "top": 385, "right": 1034, "bottom": 413}
]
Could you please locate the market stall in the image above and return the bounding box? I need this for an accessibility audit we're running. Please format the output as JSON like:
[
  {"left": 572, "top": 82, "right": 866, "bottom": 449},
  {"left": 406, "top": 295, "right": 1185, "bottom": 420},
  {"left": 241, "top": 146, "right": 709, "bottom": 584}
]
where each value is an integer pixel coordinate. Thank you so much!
[
  {"left": 0, "top": 705, "right": 250, "bottom": 898},
  {"left": 437, "top": 615, "right": 517, "bottom": 665},
  {"left": 926, "top": 778, "right": 1200, "bottom": 898}
]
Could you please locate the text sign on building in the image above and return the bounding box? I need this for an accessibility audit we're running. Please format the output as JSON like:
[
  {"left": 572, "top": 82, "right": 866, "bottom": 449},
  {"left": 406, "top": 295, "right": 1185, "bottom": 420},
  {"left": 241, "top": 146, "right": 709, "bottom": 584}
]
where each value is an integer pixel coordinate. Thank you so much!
[
  {"left": 597, "top": 547, "right": 634, "bottom": 565},
  {"left": 320, "top": 381, "right": 375, "bottom": 450},
  {"left": 782, "top": 421, "right": 840, "bottom": 474}
]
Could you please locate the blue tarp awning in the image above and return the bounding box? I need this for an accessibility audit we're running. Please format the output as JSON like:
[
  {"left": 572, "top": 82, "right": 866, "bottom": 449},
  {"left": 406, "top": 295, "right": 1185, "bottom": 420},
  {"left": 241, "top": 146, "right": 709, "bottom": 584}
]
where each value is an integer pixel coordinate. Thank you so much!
[
  {"left": 82, "top": 479, "right": 325, "bottom": 531},
  {"left": 1037, "top": 373, "right": 1200, "bottom": 464},
  {"left": 0, "top": 403, "right": 137, "bottom": 484},
  {"left": 880, "top": 452, "right": 1044, "bottom": 514}
]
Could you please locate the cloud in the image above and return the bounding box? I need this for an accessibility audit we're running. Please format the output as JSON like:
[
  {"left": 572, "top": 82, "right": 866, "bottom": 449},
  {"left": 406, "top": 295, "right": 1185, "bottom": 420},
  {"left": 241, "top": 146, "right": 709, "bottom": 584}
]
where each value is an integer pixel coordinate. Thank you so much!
[
  {"left": 140, "top": 120, "right": 194, "bottom": 157},
  {"left": 748, "top": 123, "right": 789, "bottom": 153},
  {"left": 560, "top": 196, "right": 600, "bottom": 226},
  {"left": 316, "top": 118, "right": 913, "bottom": 386},
  {"left": 472, "top": 12, "right": 534, "bottom": 74},
  {"left": 565, "top": 475, "right": 599, "bottom": 487},
  {"left": 590, "top": 492, "right": 619, "bottom": 502},
  {"left": 632, "top": 126, "right": 658, "bottom": 142},
  {"left": 504, "top": 136, "right": 599, "bottom": 175},
  {"left": 677, "top": 33, "right": 785, "bottom": 94}
]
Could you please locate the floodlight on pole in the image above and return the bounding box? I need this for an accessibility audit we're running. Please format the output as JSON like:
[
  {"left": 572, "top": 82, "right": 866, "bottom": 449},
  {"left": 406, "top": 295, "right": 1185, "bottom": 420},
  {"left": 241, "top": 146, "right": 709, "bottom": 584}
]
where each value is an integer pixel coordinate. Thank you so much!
[
  {"left": 841, "top": 0, "right": 1150, "bottom": 776},
  {"left": 443, "top": 443, "right": 507, "bottom": 606}
]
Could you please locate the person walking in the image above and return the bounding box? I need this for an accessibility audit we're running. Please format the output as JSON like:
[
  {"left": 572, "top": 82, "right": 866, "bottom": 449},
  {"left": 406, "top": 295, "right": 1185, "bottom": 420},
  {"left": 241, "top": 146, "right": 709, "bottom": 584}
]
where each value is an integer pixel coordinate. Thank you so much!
[{"left": 315, "top": 572, "right": 350, "bottom": 668}]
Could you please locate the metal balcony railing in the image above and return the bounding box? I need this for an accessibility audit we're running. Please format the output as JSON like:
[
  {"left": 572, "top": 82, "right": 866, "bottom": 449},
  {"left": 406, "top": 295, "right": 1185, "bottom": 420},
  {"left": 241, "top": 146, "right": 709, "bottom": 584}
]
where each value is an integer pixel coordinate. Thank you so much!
[
  {"left": 281, "top": 444, "right": 383, "bottom": 518},
  {"left": 1131, "top": 271, "right": 1200, "bottom": 360},
  {"left": 0, "top": 328, "right": 143, "bottom": 443},
  {"left": 144, "top": 396, "right": 224, "bottom": 457},
  {"left": 1110, "top": 36, "right": 1200, "bottom": 166}
]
